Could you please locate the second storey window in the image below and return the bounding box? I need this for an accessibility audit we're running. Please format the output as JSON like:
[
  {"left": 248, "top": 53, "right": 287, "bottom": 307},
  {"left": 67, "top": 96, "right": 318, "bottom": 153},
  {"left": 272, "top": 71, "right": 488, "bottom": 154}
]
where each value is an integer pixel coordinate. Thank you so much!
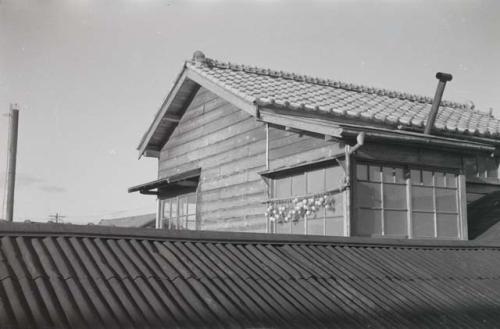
[
  {"left": 354, "top": 164, "right": 407, "bottom": 238},
  {"left": 353, "top": 162, "right": 463, "bottom": 239},
  {"left": 268, "top": 164, "right": 345, "bottom": 236},
  {"left": 162, "top": 193, "right": 197, "bottom": 230}
]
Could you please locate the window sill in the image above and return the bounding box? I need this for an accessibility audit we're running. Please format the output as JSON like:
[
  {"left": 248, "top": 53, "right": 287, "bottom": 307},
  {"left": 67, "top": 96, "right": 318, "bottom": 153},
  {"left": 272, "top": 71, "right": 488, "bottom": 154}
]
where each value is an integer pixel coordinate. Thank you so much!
[{"left": 259, "top": 155, "right": 344, "bottom": 178}]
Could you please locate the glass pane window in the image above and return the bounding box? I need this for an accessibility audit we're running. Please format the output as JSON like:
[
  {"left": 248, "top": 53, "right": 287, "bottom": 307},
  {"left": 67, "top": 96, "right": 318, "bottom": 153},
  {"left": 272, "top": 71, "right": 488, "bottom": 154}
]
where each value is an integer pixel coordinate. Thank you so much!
[
  {"left": 162, "top": 200, "right": 171, "bottom": 228},
  {"left": 171, "top": 200, "right": 178, "bottom": 229},
  {"left": 410, "top": 169, "right": 421, "bottom": 185},
  {"left": 445, "top": 174, "right": 457, "bottom": 188},
  {"left": 356, "top": 164, "right": 368, "bottom": 181},
  {"left": 326, "top": 166, "right": 344, "bottom": 190},
  {"left": 436, "top": 188, "right": 457, "bottom": 212},
  {"left": 353, "top": 208, "right": 382, "bottom": 237},
  {"left": 394, "top": 168, "right": 405, "bottom": 184},
  {"left": 412, "top": 186, "right": 434, "bottom": 211},
  {"left": 413, "top": 212, "right": 435, "bottom": 238},
  {"left": 187, "top": 194, "right": 196, "bottom": 215},
  {"left": 383, "top": 167, "right": 395, "bottom": 183},
  {"left": 276, "top": 221, "right": 291, "bottom": 234},
  {"left": 291, "top": 174, "right": 306, "bottom": 196},
  {"left": 307, "top": 216, "right": 324, "bottom": 236},
  {"left": 186, "top": 215, "right": 196, "bottom": 230},
  {"left": 384, "top": 185, "right": 406, "bottom": 210},
  {"left": 270, "top": 164, "right": 345, "bottom": 236},
  {"left": 355, "top": 163, "right": 461, "bottom": 240},
  {"left": 369, "top": 165, "right": 381, "bottom": 182},
  {"left": 437, "top": 214, "right": 459, "bottom": 238},
  {"left": 307, "top": 169, "right": 325, "bottom": 194},
  {"left": 357, "top": 182, "right": 382, "bottom": 208},
  {"left": 291, "top": 219, "right": 305, "bottom": 234},
  {"left": 325, "top": 217, "right": 344, "bottom": 236},
  {"left": 327, "top": 193, "right": 344, "bottom": 217},
  {"left": 410, "top": 168, "right": 459, "bottom": 239},
  {"left": 422, "top": 170, "right": 433, "bottom": 186},
  {"left": 275, "top": 177, "right": 291, "bottom": 198},
  {"left": 384, "top": 210, "right": 407, "bottom": 237},
  {"left": 435, "top": 172, "right": 446, "bottom": 187},
  {"left": 161, "top": 193, "right": 197, "bottom": 230}
]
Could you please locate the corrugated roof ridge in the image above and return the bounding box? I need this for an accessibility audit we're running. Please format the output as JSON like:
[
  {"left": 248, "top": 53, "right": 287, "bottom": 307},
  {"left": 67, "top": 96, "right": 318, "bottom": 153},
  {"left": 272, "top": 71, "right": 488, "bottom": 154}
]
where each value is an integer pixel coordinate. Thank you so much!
[
  {"left": 194, "top": 57, "right": 484, "bottom": 113},
  {"left": 2, "top": 222, "right": 500, "bottom": 249}
]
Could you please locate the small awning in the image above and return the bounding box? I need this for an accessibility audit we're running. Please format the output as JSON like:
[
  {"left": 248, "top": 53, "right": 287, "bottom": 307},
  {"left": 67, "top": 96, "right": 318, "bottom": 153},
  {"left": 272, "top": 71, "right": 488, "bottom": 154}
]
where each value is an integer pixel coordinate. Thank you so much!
[{"left": 128, "top": 168, "right": 201, "bottom": 195}]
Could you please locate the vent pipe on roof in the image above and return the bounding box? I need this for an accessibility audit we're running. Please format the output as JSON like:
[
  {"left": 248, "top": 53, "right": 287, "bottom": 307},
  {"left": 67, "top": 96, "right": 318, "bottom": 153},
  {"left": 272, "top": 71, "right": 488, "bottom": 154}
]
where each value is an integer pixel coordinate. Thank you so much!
[
  {"left": 192, "top": 50, "right": 206, "bottom": 65},
  {"left": 424, "top": 72, "right": 453, "bottom": 135}
]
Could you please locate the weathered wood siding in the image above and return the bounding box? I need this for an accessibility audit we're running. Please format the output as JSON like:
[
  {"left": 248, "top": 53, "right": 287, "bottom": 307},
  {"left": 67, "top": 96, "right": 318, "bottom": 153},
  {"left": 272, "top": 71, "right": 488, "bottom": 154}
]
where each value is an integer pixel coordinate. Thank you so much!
[
  {"left": 268, "top": 126, "right": 344, "bottom": 170},
  {"left": 355, "top": 143, "right": 463, "bottom": 169},
  {"left": 159, "top": 87, "right": 267, "bottom": 232}
]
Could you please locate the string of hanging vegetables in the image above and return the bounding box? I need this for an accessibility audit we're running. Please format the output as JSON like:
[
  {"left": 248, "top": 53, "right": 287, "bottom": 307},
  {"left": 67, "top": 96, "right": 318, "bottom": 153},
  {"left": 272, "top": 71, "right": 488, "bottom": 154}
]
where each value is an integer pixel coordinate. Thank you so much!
[{"left": 265, "top": 189, "right": 342, "bottom": 223}]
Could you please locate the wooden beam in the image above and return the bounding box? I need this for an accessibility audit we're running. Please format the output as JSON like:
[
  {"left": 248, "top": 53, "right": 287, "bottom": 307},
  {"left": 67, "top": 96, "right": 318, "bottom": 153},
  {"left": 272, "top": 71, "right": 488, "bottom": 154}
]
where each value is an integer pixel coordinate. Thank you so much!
[
  {"left": 140, "top": 190, "right": 159, "bottom": 195},
  {"left": 164, "top": 114, "right": 181, "bottom": 122},
  {"left": 285, "top": 126, "right": 303, "bottom": 135},
  {"left": 143, "top": 149, "right": 160, "bottom": 158},
  {"left": 138, "top": 68, "right": 190, "bottom": 157},
  {"left": 176, "top": 181, "right": 198, "bottom": 187},
  {"left": 259, "top": 108, "right": 344, "bottom": 138}
]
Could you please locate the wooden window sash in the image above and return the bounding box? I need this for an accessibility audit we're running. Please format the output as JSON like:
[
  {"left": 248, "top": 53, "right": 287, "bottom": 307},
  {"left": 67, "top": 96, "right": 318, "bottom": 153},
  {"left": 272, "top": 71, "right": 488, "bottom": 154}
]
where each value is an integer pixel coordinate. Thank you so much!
[{"left": 355, "top": 161, "right": 462, "bottom": 240}]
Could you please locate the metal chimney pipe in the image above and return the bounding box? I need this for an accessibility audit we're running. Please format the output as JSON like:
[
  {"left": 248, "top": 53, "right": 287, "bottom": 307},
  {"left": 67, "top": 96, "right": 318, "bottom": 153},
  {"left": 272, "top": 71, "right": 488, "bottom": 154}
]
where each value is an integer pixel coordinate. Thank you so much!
[
  {"left": 424, "top": 72, "right": 453, "bottom": 135},
  {"left": 6, "top": 104, "right": 19, "bottom": 222}
]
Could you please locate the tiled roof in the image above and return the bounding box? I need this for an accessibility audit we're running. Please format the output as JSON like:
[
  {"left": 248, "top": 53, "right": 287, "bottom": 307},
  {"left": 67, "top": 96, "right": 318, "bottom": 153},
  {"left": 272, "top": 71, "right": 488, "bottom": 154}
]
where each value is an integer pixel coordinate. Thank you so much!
[
  {"left": 187, "top": 55, "right": 500, "bottom": 138},
  {"left": 1, "top": 222, "right": 500, "bottom": 328}
]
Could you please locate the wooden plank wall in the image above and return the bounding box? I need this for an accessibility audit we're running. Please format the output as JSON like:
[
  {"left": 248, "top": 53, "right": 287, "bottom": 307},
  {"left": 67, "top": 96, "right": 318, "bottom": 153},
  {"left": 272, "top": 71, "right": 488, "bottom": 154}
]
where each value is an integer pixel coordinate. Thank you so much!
[
  {"left": 268, "top": 126, "right": 344, "bottom": 171},
  {"left": 355, "top": 143, "right": 463, "bottom": 169},
  {"left": 159, "top": 87, "right": 267, "bottom": 232}
]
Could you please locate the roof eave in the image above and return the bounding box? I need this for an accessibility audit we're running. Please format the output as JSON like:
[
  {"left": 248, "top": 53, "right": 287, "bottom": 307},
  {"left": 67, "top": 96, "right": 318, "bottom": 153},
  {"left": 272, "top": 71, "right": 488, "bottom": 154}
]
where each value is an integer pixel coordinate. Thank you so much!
[
  {"left": 259, "top": 107, "right": 496, "bottom": 153},
  {"left": 137, "top": 63, "right": 190, "bottom": 158},
  {"left": 137, "top": 63, "right": 259, "bottom": 159}
]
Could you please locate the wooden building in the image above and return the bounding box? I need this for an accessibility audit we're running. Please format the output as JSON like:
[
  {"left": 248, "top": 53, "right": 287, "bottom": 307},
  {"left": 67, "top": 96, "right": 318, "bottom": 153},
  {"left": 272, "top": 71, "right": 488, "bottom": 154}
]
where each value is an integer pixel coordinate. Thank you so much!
[{"left": 130, "top": 51, "right": 500, "bottom": 240}]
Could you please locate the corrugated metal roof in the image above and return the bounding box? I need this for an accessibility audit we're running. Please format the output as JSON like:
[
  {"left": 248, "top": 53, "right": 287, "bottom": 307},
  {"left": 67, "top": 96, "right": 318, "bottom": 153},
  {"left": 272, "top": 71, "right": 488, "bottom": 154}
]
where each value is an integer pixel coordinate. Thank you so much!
[
  {"left": 1, "top": 222, "right": 500, "bottom": 328},
  {"left": 188, "top": 55, "right": 500, "bottom": 138}
]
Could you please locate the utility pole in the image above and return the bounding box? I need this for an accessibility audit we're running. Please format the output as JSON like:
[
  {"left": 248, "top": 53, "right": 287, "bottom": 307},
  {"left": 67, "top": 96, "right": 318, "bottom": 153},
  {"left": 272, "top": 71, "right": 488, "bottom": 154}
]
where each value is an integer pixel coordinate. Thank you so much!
[
  {"left": 49, "top": 212, "right": 66, "bottom": 224},
  {"left": 5, "top": 104, "right": 19, "bottom": 222}
]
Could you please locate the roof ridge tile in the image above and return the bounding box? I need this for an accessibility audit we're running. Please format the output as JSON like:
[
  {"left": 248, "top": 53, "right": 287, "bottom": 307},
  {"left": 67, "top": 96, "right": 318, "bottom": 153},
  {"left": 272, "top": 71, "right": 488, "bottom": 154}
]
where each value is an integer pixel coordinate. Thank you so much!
[{"left": 200, "top": 57, "right": 471, "bottom": 109}]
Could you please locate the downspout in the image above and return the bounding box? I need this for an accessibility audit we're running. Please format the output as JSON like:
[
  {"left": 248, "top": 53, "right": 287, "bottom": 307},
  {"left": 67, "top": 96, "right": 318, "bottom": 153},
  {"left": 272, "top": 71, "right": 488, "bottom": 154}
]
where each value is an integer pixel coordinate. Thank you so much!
[
  {"left": 344, "top": 132, "right": 365, "bottom": 236},
  {"left": 424, "top": 72, "right": 453, "bottom": 135}
]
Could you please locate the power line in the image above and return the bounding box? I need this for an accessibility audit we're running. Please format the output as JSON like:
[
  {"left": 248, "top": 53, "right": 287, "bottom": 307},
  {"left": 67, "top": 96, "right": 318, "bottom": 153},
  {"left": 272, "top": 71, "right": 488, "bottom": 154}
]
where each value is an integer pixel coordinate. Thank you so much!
[
  {"left": 48, "top": 212, "right": 66, "bottom": 224},
  {"left": 64, "top": 206, "right": 154, "bottom": 218}
]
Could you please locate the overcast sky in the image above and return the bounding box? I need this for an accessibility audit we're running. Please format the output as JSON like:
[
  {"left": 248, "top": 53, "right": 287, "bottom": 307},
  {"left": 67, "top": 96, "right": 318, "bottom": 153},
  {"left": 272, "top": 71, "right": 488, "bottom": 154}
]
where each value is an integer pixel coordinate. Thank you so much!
[{"left": 1, "top": 0, "right": 499, "bottom": 224}]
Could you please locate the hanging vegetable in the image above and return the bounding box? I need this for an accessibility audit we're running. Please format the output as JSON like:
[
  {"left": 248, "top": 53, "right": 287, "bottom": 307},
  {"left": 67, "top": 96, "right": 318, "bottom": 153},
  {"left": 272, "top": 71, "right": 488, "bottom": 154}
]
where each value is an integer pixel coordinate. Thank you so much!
[{"left": 265, "top": 192, "right": 337, "bottom": 223}]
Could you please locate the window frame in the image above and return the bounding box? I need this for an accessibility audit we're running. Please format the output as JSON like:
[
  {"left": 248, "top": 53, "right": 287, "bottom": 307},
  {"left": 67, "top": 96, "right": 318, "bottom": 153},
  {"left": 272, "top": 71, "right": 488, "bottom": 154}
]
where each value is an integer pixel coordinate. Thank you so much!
[
  {"left": 353, "top": 159, "right": 465, "bottom": 240},
  {"left": 160, "top": 192, "right": 198, "bottom": 230},
  {"left": 269, "top": 164, "right": 346, "bottom": 236}
]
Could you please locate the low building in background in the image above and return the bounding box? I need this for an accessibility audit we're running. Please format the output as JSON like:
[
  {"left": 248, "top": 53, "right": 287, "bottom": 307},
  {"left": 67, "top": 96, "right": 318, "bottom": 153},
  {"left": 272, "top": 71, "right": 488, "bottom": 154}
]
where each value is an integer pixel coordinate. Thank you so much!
[{"left": 98, "top": 213, "right": 155, "bottom": 228}]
